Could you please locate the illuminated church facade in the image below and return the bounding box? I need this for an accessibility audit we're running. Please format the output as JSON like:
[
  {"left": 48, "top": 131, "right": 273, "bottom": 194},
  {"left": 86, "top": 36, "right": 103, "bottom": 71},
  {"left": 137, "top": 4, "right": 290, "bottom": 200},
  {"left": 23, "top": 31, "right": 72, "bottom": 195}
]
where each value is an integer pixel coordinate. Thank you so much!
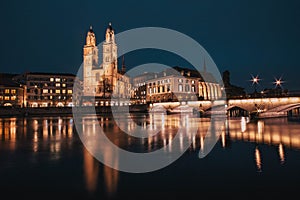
[{"left": 82, "top": 23, "right": 130, "bottom": 105}]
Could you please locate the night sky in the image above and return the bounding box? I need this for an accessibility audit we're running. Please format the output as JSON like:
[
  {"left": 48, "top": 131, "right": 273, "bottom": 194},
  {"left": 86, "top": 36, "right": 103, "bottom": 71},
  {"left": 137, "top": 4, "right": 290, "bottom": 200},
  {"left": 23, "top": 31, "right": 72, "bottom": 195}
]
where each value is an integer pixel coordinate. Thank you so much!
[{"left": 1, "top": 0, "right": 300, "bottom": 92}]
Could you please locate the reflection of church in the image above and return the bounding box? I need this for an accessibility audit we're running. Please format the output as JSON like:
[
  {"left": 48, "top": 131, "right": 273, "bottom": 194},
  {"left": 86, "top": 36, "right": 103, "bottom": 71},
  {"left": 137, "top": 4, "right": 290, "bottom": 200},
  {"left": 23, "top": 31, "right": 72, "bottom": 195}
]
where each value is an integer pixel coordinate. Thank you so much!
[{"left": 83, "top": 23, "right": 130, "bottom": 106}]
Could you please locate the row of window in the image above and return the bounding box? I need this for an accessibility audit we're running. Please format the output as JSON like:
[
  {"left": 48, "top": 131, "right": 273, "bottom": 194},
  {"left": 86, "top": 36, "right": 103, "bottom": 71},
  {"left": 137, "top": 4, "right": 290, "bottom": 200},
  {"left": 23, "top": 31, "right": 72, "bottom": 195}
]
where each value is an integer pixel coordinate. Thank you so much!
[
  {"left": 28, "top": 89, "right": 73, "bottom": 94},
  {"left": 149, "top": 85, "right": 171, "bottom": 94},
  {"left": 178, "top": 79, "right": 195, "bottom": 84},
  {"left": 148, "top": 79, "right": 196, "bottom": 86},
  {"left": 0, "top": 89, "right": 17, "bottom": 94},
  {"left": 27, "top": 95, "right": 72, "bottom": 100},
  {"left": 178, "top": 84, "right": 196, "bottom": 92},
  {"left": 42, "top": 89, "right": 73, "bottom": 94},
  {"left": 0, "top": 96, "right": 17, "bottom": 100},
  {"left": 148, "top": 79, "right": 171, "bottom": 86},
  {"left": 149, "top": 84, "right": 196, "bottom": 94},
  {"left": 49, "top": 78, "right": 73, "bottom": 82},
  {"left": 28, "top": 77, "right": 74, "bottom": 82},
  {"left": 29, "top": 82, "right": 72, "bottom": 87}
]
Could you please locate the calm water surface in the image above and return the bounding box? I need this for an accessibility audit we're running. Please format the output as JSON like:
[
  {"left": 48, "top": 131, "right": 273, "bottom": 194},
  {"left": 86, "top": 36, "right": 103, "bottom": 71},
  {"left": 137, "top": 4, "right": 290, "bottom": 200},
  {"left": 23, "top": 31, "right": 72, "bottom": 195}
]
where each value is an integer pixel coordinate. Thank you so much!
[{"left": 0, "top": 114, "right": 300, "bottom": 199}]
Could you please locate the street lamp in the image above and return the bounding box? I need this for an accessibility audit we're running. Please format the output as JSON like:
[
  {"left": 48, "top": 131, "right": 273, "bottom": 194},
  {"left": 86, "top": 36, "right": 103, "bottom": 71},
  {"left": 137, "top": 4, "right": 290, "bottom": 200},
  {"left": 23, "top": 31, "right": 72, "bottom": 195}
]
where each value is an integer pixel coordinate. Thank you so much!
[
  {"left": 274, "top": 77, "right": 283, "bottom": 88},
  {"left": 250, "top": 75, "right": 260, "bottom": 95},
  {"left": 273, "top": 77, "right": 284, "bottom": 96}
]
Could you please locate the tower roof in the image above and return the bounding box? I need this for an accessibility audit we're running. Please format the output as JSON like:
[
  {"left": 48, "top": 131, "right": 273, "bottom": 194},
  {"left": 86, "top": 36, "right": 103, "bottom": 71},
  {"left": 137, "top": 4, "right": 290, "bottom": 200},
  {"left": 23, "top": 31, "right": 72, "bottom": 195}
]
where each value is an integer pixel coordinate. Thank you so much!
[
  {"left": 108, "top": 22, "right": 113, "bottom": 30},
  {"left": 89, "top": 25, "right": 93, "bottom": 32}
]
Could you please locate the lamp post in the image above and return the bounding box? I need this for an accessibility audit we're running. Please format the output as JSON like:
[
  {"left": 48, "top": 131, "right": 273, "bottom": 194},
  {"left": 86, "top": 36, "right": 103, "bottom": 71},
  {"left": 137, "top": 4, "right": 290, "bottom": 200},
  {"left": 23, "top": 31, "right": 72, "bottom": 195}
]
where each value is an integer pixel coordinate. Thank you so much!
[
  {"left": 251, "top": 75, "right": 260, "bottom": 97},
  {"left": 274, "top": 77, "right": 283, "bottom": 97},
  {"left": 274, "top": 78, "right": 283, "bottom": 88}
]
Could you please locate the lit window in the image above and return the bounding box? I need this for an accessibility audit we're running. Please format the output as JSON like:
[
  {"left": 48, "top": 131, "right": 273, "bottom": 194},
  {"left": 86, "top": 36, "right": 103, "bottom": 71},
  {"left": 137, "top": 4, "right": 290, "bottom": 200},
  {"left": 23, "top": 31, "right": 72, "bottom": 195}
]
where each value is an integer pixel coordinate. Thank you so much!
[
  {"left": 55, "top": 78, "right": 61, "bottom": 82},
  {"left": 50, "top": 78, "right": 54, "bottom": 82},
  {"left": 67, "top": 90, "right": 72, "bottom": 94},
  {"left": 62, "top": 83, "right": 66, "bottom": 87},
  {"left": 56, "top": 83, "right": 61, "bottom": 87},
  {"left": 11, "top": 96, "right": 16, "bottom": 100},
  {"left": 5, "top": 89, "right": 9, "bottom": 94},
  {"left": 43, "top": 89, "right": 48, "bottom": 94},
  {"left": 55, "top": 90, "right": 61, "bottom": 94},
  {"left": 62, "top": 90, "right": 66, "bottom": 94},
  {"left": 50, "top": 96, "right": 53, "bottom": 99},
  {"left": 0, "top": 96, "right": 2, "bottom": 100},
  {"left": 192, "top": 86, "right": 195, "bottom": 92},
  {"left": 178, "top": 79, "right": 183, "bottom": 83},
  {"left": 4, "top": 96, "right": 9, "bottom": 100},
  {"left": 192, "top": 80, "right": 195, "bottom": 84},
  {"left": 178, "top": 84, "right": 183, "bottom": 92},
  {"left": 11, "top": 89, "right": 16, "bottom": 94}
]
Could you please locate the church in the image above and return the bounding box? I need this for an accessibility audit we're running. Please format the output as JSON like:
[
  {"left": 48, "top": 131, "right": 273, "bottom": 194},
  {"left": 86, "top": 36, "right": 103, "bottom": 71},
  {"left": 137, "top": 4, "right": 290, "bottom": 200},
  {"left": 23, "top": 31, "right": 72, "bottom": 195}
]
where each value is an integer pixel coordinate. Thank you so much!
[{"left": 82, "top": 23, "right": 131, "bottom": 106}]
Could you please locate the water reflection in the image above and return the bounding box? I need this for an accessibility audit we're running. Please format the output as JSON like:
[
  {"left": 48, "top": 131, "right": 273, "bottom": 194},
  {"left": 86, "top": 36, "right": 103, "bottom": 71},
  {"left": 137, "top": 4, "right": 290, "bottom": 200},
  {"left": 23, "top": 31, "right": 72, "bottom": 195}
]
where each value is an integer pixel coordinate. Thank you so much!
[
  {"left": 0, "top": 117, "right": 74, "bottom": 159},
  {"left": 1, "top": 114, "right": 300, "bottom": 197},
  {"left": 79, "top": 114, "right": 300, "bottom": 175},
  {"left": 255, "top": 146, "right": 262, "bottom": 172},
  {"left": 83, "top": 148, "right": 99, "bottom": 193},
  {"left": 278, "top": 143, "right": 285, "bottom": 164}
]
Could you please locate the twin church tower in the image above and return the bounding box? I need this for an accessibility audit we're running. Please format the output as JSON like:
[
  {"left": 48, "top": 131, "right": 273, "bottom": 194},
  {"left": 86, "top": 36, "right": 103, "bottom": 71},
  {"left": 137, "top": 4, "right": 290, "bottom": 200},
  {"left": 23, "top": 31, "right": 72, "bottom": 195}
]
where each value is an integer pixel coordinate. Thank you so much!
[{"left": 83, "top": 23, "right": 129, "bottom": 101}]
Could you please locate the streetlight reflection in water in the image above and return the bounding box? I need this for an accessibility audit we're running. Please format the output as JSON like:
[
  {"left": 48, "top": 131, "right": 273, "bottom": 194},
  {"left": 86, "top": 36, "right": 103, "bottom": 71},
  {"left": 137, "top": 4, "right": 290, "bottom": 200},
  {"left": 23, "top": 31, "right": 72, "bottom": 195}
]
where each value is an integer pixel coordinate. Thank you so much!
[{"left": 0, "top": 114, "right": 300, "bottom": 196}]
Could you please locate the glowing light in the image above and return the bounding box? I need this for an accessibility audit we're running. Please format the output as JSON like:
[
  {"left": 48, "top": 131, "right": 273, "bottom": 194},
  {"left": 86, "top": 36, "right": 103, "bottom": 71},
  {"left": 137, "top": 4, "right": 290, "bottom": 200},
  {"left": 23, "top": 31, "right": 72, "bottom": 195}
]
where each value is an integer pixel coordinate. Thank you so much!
[
  {"left": 221, "top": 131, "right": 226, "bottom": 148},
  {"left": 278, "top": 143, "right": 285, "bottom": 164},
  {"left": 255, "top": 147, "right": 262, "bottom": 172},
  {"left": 241, "top": 117, "right": 247, "bottom": 132},
  {"left": 251, "top": 75, "right": 260, "bottom": 85},
  {"left": 273, "top": 77, "right": 284, "bottom": 88}
]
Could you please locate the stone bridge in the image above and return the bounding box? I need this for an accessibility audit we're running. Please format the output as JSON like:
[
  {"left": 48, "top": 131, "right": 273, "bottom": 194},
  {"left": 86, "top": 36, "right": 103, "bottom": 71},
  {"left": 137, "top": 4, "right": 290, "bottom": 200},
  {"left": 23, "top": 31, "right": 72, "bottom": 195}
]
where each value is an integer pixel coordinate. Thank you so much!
[{"left": 150, "top": 97, "right": 300, "bottom": 118}]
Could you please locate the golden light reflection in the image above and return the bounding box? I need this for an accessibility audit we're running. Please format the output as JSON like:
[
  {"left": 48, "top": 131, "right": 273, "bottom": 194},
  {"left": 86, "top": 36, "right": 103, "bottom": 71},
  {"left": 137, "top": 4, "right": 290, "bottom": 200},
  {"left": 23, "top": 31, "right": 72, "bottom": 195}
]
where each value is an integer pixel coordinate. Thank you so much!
[
  {"left": 221, "top": 131, "right": 225, "bottom": 148},
  {"left": 257, "top": 120, "right": 264, "bottom": 135},
  {"left": 200, "top": 135, "right": 204, "bottom": 152},
  {"left": 278, "top": 143, "right": 285, "bottom": 164},
  {"left": 83, "top": 147, "right": 99, "bottom": 193},
  {"left": 255, "top": 147, "right": 262, "bottom": 172},
  {"left": 43, "top": 119, "right": 48, "bottom": 139},
  {"left": 241, "top": 117, "right": 246, "bottom": 132},
  {"left": 33, "top": 132, "right": 38, "bottom": 153},
  {"left": 82, "top": 117, "right": 119, "bottom": 197}
]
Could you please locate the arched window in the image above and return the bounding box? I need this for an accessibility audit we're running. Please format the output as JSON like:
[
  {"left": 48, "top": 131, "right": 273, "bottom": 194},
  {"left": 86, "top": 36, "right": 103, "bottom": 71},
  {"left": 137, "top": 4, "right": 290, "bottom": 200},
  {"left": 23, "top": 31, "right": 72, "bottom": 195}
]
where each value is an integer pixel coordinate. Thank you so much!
[{"left": 178, "top": 84, "right": 183, "bottom": 92}]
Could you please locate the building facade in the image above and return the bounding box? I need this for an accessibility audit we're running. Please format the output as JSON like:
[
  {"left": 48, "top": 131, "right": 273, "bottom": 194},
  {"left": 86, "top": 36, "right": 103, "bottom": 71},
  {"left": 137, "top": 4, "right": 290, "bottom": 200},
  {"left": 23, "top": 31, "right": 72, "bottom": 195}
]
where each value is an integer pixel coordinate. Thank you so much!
[
  {"left": 131, "top": 72, "right": 156, "bottom": 104},
  {"left": 0, "top": 73, "right": 24, "bottom": 107},
  {"left": 82, "top": 23, "right": 130, "bottom": 106},
  {"left": 13, "top": 72, "right": 75, "bottom": 107},
  {"left": 131, "top": 66, "right": 222, "bottom": 104}
]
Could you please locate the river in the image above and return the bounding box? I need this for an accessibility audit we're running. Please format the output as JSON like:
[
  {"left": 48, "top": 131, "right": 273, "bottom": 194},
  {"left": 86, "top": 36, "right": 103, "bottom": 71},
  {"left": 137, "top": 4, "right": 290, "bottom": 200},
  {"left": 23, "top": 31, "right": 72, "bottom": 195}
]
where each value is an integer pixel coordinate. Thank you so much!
[{"left": 0, "top": 114, "right": 299, "bottom": 199}]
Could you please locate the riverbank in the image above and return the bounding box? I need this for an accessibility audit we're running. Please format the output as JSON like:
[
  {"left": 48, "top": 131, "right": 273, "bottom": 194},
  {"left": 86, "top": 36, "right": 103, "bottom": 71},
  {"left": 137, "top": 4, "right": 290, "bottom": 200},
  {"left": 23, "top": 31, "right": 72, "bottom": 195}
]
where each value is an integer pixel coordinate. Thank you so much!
[{"left": 0, "top": 104, "right": 149, "bottom": 117}]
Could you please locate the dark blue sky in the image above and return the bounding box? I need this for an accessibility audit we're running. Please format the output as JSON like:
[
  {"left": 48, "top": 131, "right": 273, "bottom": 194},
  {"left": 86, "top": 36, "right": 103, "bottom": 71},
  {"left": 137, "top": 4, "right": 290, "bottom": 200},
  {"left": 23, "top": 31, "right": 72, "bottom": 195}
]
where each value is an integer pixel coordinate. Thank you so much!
[{"left": 1, "top": 0, "right": 300, "bottom": 92}]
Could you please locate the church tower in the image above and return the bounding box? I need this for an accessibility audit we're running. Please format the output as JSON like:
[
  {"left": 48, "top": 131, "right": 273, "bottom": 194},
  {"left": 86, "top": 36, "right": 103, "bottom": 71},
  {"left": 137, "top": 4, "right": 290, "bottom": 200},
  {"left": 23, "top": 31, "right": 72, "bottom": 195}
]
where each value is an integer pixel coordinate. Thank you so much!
[
  {"left": 102, "top": 23, "right": 118, "bottom": 93},
  {"left": 83, "top": 26, "right": 98, "bottom": 96}
]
